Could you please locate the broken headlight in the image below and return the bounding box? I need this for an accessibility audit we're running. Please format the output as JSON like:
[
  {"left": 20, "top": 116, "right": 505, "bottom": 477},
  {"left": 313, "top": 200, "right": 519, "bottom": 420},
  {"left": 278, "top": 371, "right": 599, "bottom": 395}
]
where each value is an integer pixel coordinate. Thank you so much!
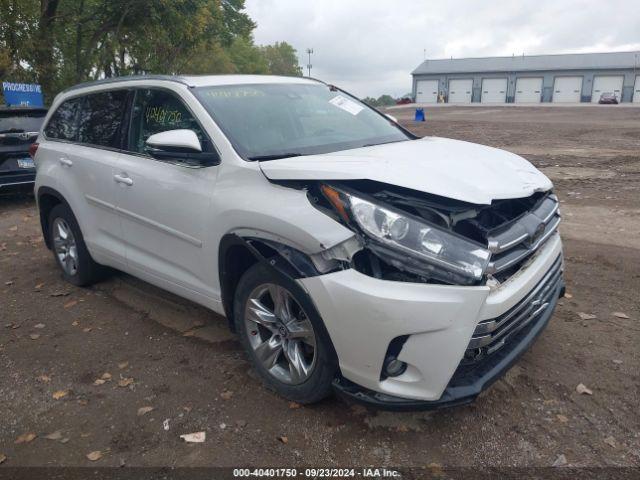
[{"left": 321, "top": 184, "right": 490, "bottom": 284}]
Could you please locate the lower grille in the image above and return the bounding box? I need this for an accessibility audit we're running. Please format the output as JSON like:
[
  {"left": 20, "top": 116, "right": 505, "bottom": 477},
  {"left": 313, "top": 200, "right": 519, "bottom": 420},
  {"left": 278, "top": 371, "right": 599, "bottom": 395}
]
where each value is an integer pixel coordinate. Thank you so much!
[{"left": 464, "top": 254, "right": 563, "bottom": 363}]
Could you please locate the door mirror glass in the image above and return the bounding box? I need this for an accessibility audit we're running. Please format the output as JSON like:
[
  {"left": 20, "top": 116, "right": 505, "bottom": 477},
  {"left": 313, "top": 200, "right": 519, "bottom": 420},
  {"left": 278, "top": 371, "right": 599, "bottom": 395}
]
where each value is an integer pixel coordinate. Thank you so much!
[{"left": 146, "top": 129, "right": 202, "bottom": 152}]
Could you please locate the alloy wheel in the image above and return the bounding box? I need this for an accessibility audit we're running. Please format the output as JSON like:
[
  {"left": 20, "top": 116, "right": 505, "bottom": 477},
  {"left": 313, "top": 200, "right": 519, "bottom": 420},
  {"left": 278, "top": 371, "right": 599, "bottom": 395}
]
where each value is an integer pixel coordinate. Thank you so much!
[
  {"left": 244, "top": 283, "right": 317, "bottom": 385},
  {"left": 52, "top": 217, "right": 78, "bottom": 276}
]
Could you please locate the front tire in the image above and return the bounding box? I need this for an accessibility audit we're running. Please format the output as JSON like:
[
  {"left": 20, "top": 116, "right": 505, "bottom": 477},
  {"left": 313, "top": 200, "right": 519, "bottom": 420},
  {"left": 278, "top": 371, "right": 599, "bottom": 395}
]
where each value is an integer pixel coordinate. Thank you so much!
[
  {"left": 48, "top": 203, "right": 106, "bottom": 286},
  {"left": 233, "top": 262, "right": 338, "bottom": 404}
]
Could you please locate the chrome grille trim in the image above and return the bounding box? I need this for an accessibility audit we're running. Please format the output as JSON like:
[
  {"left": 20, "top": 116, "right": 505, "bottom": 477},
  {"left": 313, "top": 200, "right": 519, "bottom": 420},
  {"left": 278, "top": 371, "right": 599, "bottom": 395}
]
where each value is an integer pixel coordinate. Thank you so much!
[
  {"left": 0, "top": 131, "right": 39, "bottom": 139},
  {"left": 486, "top": 194, "right": 561, "bottom": 275},
  {"left": 540, "top": 198, "right": 560, "bottom": 223},
  {"left": 467, "top": 255, "right": 563, "bottom": 354},
  {"left": 487, "top": 220, "right": 561, "bottom": 274}
]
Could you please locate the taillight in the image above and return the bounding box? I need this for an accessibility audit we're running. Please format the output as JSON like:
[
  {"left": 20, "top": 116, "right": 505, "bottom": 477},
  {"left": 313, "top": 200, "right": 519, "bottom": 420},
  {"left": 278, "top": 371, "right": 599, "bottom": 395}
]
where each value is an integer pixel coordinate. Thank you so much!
[{"left": 29, "top": 142, "right": 39, "bottom": 159}]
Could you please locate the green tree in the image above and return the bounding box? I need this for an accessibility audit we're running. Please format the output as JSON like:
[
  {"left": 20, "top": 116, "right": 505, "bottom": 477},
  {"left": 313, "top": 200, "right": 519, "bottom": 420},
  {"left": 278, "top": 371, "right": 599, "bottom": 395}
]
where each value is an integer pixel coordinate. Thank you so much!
[
  {"left": 260, "top": 42, "right": 302, "bottom": 76},
  {"left": 0, "top": 0, "right": 39, "bottom": 83},
  {"left": 229, "top": 37, "right": 268, "bottom": 74},
  {"left": 362, "top": 96, "right": 379, "bottom": 107},
  {"left": 376, "top": 94, "right": 396, "bottom": 106},
  {"left": 0, "top": 0, "right": 302, "bottom": 104}
]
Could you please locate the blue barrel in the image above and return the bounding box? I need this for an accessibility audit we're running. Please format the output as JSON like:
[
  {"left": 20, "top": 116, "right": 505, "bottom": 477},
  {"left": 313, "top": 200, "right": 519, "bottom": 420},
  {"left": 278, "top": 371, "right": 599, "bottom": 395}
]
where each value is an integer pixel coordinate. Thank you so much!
[{"left": 414, "top": 108, "right": 425, "bottom": 122}]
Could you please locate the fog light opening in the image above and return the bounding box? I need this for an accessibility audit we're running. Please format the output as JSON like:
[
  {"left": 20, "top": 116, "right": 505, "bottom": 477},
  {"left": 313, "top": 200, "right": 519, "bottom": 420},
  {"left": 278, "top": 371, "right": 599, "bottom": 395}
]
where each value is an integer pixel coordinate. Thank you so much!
[{"left": 383, "top": 356, "right": 407, "bottom": 378}]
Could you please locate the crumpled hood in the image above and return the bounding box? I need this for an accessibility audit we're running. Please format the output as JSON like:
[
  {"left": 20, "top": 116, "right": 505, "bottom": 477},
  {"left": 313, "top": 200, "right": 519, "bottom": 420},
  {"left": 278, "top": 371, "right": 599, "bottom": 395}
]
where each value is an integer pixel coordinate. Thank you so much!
[{"left": 259, "top": 137, "right": 552, "bottom": 205}]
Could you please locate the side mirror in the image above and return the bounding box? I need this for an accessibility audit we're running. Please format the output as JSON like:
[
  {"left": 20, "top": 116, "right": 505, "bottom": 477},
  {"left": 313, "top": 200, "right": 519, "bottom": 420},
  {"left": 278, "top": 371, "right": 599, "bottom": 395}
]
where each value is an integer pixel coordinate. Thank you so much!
[
  {"left": 145, "top": 129, "right": 220, "bottom": 166},
  {"left": 385, "top": 113, "right": 398, "bottom": 123}
]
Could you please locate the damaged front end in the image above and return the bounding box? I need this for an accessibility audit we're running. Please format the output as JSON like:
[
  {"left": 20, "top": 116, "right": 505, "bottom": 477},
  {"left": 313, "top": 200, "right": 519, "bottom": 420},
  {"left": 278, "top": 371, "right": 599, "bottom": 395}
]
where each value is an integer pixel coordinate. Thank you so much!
[{"left": 304, "top": 180, "right": 561, "bottom": 287}]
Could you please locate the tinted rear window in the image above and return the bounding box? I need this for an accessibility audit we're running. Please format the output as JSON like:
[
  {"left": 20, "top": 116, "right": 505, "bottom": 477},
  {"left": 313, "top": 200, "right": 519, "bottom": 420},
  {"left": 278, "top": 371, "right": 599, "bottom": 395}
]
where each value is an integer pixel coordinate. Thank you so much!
[
  {"left": 44, "top": 98, "right": 81, "bottom": 141},
  {"left": 78, "top": 90, "right": 128, "bottom": 148},
  {"left": 0, "top": 110, "right": 46, "bottom": 133}
]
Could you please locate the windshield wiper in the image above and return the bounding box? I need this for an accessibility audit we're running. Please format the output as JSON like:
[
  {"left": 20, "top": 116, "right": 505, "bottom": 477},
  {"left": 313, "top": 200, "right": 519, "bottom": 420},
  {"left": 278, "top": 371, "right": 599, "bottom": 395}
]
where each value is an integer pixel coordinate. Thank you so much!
[
  {"left": 248, "top": 153, "right": 304, "bottom": 161},
  {"left": 361, "top": 139, "right": 409, "bottom": 148}
]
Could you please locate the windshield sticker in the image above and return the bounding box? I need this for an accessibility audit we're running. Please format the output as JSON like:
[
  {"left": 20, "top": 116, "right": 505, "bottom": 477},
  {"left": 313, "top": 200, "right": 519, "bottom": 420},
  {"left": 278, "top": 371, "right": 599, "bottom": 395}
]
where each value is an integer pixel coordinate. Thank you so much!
[
  {"left": 202, "top": 88, "right": 265, "bottom": 98},
  {"left": 329, "top": 95, "right": 363, "bottom": 115},
  {"left": 145, "top": 107, "right": 182, "bottom": 125}
]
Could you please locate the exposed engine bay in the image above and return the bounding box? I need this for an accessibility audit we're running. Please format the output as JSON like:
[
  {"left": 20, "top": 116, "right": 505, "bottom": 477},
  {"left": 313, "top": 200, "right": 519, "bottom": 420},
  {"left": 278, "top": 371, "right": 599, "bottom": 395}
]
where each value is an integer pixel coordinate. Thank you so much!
[{"left": 301, "top": 180, "right": 558, "bottom": 286}]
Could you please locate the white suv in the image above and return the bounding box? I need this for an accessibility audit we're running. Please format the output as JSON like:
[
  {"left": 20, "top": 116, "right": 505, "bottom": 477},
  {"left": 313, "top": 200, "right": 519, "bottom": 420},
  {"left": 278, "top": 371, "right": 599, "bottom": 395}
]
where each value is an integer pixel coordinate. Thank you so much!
[{"left": 33, "top": 75, "right": 564, "bottom": 409}]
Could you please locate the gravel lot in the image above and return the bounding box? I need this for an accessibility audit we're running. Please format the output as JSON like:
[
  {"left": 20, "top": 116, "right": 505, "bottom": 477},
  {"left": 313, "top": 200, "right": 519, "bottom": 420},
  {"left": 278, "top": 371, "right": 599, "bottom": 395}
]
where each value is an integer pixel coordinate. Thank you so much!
[{"left": 1, "top": 105, "right": 638, "bottom": 469}]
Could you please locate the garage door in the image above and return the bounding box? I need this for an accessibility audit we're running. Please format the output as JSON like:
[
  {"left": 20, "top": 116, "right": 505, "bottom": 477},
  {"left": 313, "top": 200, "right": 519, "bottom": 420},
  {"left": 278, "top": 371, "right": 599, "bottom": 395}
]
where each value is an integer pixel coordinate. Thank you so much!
[
  {"left": 448, "top": 79, "right": 473, "bottom": 104},
  {"left": 553, "top": 76, "right": 582, "bottom": 103},
  {"left": 416, "top": 80, "right": 439, "bottom": 103},
  {"left": 481, "top": 78, "right": 507, "bottom": 103},
  {"left": 515, "top": 77, "right": 543, "bottom": 103},
  {"left": 634, "top": 76, "right": 640, "bottom": 103},
  {"left": 591, "top": 75, "right": 624, "bottom": 103}
]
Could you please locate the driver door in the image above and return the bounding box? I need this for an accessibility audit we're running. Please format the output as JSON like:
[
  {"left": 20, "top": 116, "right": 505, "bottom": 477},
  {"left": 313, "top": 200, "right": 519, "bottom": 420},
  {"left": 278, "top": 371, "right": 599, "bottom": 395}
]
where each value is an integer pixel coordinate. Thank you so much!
[{"left": 116, "top": 88, "right": 219, "bottom": 301}]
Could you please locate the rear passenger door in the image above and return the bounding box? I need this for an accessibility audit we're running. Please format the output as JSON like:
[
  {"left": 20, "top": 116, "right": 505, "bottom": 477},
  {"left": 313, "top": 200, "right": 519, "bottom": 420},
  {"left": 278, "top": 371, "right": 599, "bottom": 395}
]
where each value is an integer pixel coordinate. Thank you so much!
[
  {"left": 43, "top": 90, "right": 129, "bottom": 268},
  {"left": 116, "top": 88, "right": 219, "bottom": 301}
]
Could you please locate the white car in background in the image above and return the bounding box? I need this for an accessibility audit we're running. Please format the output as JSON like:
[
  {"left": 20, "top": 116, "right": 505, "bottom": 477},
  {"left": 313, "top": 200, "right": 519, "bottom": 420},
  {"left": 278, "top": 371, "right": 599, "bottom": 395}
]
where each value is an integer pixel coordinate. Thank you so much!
[{"left": 33, "top": 75, "right": 563, "bottom": 409}]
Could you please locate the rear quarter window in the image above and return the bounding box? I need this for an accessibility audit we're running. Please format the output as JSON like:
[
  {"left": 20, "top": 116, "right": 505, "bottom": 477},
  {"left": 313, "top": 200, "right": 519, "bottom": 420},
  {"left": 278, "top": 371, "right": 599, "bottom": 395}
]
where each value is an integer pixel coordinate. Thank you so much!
[
  {"left": 44, "top": 98, "right": 82, "bottom": 141},
  {"left": 77, "top": 90, "right": 129, "bottom": 148}
]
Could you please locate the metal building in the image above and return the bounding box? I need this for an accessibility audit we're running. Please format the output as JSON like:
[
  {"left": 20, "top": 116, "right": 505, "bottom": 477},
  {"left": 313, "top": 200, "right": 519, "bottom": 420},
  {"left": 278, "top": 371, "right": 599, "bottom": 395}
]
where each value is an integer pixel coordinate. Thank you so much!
[{"left": 412, "top": 51, "right": 640, "bottom": 104}]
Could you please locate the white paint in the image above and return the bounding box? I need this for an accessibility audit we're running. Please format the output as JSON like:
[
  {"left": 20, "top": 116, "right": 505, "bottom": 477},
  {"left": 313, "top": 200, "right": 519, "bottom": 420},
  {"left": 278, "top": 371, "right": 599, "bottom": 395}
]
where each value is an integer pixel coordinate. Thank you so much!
[
  {"left": 301, "top": 233, "right": 562, "bottom": 400},
  {"left": 515, "top": 77, "right": 543, "bottom": 103},
  {"left": 481, "top": 78, "right": 508, "bottom": 103},
  {"left": 634, "top": 76, "right": 640, "bottom": 103},
  {"left": 591, "top": 75, "right": 624, "bottom": 103},
  {"left": 146, "top": 129, "right": 202, "bottom": 151},
  {"left": 415, "top": 80, "right": 439, "bottom": 103},
  {"left": 448, "top": 79, "right": 473, "bottom": 104},
  {"left": 260, "top": 137, "right": 552, "bottom": 205},
  {"left": 552, "top": 76, "right": 583, "bottom": 103},
  {"left": 36, "top": 76, "right": 355, "bottom": 315},
  {"left": 35, "top": 75, "right": 561, "bottom": 404}
]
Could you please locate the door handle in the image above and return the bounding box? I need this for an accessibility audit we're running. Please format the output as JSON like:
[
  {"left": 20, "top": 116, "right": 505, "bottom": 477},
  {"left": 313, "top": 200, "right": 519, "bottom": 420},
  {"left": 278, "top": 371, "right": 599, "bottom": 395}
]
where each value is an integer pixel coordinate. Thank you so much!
[
  {"left": 113, "top": 174, "right": 133, "bottom": 186},
  {"left": 59, "top": 157, "right": 73, "bottom": 167}
]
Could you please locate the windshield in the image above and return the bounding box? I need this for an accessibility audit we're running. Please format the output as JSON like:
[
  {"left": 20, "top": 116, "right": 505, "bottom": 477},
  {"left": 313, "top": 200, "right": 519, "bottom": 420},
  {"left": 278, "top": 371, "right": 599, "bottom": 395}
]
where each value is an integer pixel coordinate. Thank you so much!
[
  {"left": 194, "top": 83, "right": 411, "bottom": 160},
  {"left": 0, "top": 110, "right": 46, "bottom": 134}
]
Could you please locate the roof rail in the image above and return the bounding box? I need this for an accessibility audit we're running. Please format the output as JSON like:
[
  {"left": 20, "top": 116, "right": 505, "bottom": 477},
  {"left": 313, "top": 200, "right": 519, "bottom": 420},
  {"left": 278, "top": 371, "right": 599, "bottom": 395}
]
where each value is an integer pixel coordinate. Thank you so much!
[{"left": 61, "top": 75, "right": 191, "bottom": 93}]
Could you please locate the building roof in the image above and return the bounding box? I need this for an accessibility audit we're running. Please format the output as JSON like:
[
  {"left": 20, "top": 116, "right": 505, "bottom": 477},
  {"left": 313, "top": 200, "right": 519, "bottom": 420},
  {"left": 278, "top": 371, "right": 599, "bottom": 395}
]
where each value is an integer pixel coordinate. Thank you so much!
[{"left": 412, "top": 51, "right": 640, "bottom": 75}]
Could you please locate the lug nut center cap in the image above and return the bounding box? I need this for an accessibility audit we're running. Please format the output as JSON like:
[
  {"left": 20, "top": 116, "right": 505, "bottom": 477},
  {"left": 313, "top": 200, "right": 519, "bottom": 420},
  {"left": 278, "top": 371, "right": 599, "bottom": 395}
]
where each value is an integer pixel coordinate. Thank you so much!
[{"left": 278, "top": 325, "right": 288, "bottom": 337}]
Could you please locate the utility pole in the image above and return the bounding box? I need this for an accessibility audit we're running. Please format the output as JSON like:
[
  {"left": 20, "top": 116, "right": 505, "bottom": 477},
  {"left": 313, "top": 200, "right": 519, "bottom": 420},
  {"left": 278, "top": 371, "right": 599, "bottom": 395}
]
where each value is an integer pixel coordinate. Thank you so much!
[{"left": 306, "top": 48, "right": 314, "bottom": 77}]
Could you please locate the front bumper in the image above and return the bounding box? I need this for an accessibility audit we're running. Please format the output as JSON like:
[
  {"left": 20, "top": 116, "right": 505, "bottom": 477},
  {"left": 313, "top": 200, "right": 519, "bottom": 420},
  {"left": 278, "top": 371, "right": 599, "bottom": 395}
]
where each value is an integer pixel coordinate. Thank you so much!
[
  {"left": 299, "top": 232, "right": 563, "bottom": 407},
  {"left": 333, "top": 277, "right": 562, "bottom": 410}
]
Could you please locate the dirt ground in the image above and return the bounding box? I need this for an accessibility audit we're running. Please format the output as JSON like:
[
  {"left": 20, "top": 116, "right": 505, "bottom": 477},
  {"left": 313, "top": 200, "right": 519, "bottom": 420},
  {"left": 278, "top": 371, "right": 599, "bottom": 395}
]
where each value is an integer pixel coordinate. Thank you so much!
[{"left": 1, "top": 105, "right": 639, "bottom": 469}]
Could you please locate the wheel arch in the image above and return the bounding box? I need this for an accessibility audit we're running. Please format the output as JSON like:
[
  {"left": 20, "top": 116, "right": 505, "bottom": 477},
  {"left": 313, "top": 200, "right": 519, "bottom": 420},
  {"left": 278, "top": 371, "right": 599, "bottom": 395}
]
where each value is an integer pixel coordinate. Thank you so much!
[
  {"left": 36, "top": 186, "right": 71, "bottom": 250},
  {"left": 218, "top": 233, "right": 324, "bottom": 332}
]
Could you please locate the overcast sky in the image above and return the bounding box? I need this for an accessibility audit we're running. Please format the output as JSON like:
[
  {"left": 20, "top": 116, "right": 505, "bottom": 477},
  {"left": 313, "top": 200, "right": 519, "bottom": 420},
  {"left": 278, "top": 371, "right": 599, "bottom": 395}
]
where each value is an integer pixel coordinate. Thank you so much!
[{"left": 245, "top": 0, "right": 640, "bottom": 98}]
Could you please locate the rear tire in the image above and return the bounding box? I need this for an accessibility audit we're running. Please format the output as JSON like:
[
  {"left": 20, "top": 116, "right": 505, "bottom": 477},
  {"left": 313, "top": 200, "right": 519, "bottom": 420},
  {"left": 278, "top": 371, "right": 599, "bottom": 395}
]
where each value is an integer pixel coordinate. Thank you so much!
[
  {"left": 233, "top": 262, "right": 338, "bottom": 404},
  {"left": 48, "top": 203, "right": 106, "bottom": 286}
]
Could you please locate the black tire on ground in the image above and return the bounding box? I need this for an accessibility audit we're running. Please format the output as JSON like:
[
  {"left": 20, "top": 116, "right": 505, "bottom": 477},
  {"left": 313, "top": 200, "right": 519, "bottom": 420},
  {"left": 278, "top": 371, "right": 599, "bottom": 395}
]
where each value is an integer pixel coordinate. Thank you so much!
[
  {"left": 233, "top": 262, "right": 338, "bottom": 404},
  {"left": 48, "top": 203, "right": 107, "bottom": 287}
]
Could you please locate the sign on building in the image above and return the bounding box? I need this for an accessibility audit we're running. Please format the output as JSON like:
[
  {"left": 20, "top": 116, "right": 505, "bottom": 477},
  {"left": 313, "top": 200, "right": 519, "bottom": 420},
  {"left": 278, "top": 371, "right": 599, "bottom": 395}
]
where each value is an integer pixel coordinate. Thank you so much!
[{"left": 2, "top": 82, "right": 44, "bottom": 107}]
